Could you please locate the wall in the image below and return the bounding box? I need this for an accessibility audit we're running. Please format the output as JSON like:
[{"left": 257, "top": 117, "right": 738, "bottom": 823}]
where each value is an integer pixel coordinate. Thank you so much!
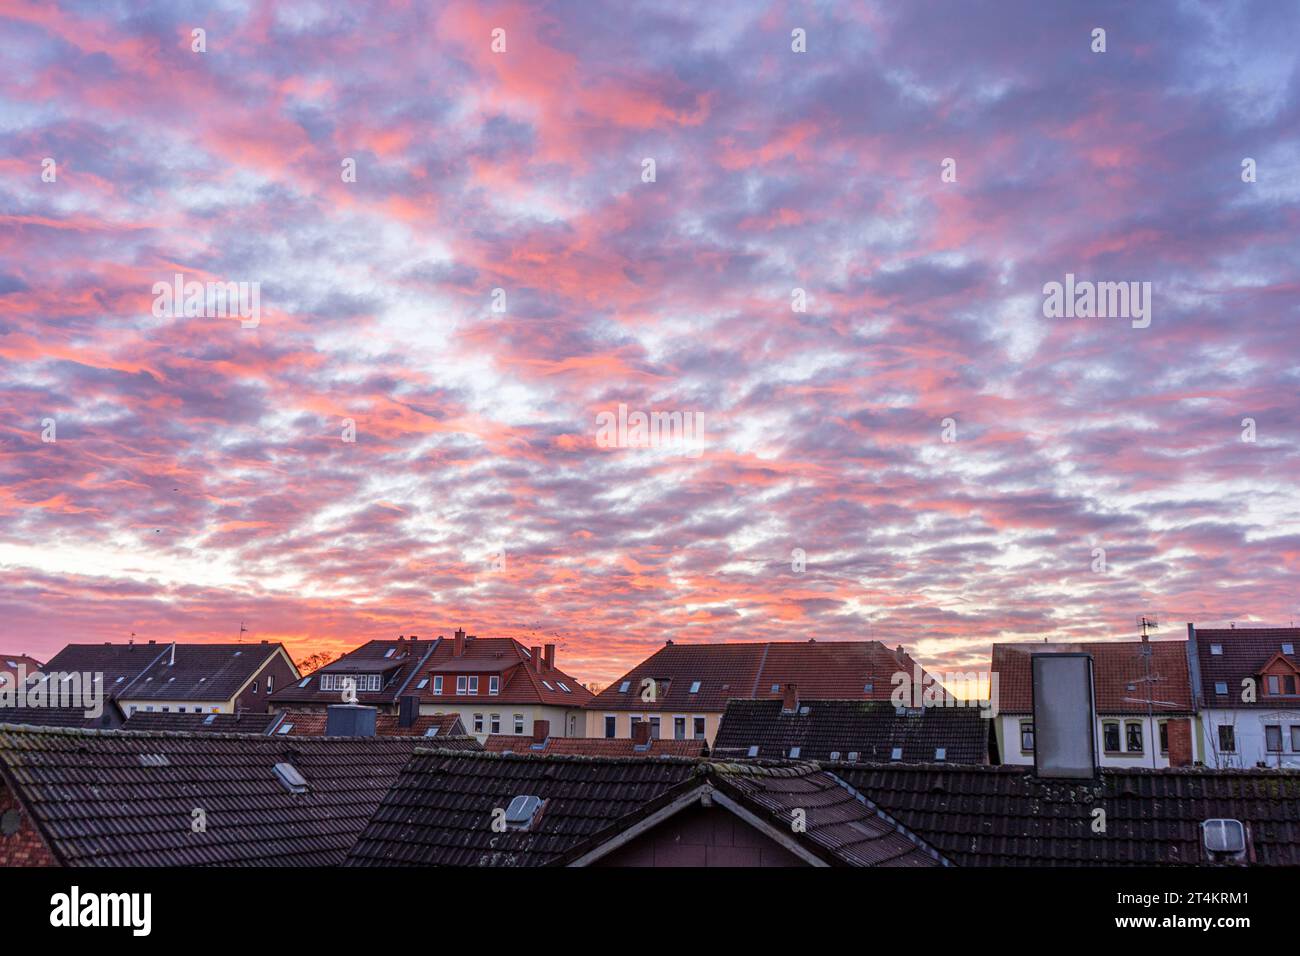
[
  {"left": 1198, "top": 707, "right": 1300, "bottom": 768},
  {"left": 584, "top": 710, "right": 721, "bottom": 744},
  {"left": 419, "top": 702, "right": 584, "bottom": 740},
  {"left": 996, "top": 713, "right": 1191, "bottom": 769},
  {"left": 230, "top": 650, "right": 299, "bottom": 714},
  {"left": 594, "top": 803, "right": 804, "bottom": 867},
  {"left": 0, "top": 785, "right": 58, "bottom": 866}
]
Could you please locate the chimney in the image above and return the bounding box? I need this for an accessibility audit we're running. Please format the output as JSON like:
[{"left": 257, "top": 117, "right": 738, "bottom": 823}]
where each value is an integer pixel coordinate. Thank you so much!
[
  {"left": 169, "top": 643, "right": 176, "bottom": 666},
  {"left": 531, "top": 646, "right": 542, "bottom": 669},
  {"left": 1166, "top": 718, "right": 1193, "bottom": 767},
  {"left": 543, "top": 644, "right": 555, "bottom": 671},
  {"left": 782, "top": 682, "right": 799, "bottom": 713},
  {"left": 1030, "top": 652, "right": 1097, "bottom": 779},
  {"left": 453, "top": 628, "right": 466, "bottom": 657},
  {"left": 398, "top": 694, "right": 419, "bottom": 728},
  {"left": 532, "top": 719, "right": 550, "bottom": 743},
  {"left": 325, "top": 704, "right": 377, "bottom": 737},
  {"left": 632, "top": 720, "right": 652, "bottom": 745}
]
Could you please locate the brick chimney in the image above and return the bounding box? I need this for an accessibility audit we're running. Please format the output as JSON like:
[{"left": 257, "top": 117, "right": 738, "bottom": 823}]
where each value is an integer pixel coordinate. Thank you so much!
[
  {"left": 543, "top": 643, "right": 555, "bottom": 671},
  {"left": 530, "top": 645, "right": 542, "bottom": 670},
  {"left": 532, "top": 719, "right": 550, "bottom": 743},
  {"left": 398, "top": 694, "right": 418, "bottom": 728},
  {"left": 453, "top": 628, "right": 466, "bottom": 657},
  {"left": 1166, "top": 718, "right": 1193, "bottom": 767},
  {"left": 782, "top": 682, "right": 799, "bottom": 713},
  {"left": 632, "top": 720, "right": 651, "bottom": 745}
]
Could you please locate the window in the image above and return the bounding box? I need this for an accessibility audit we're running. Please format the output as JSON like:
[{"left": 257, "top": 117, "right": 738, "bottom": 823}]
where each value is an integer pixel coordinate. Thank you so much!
[
  {"left": 1292, "top": 726, "right": 1300, "bottom": 752},
  {"left": 629, "top": 716, "right": 642, "bottom": 737},
  {"left": 416, "top": 678, "right": 429, "bottom": 690},
  {"left": 384, "top": 648, "right": 395, "bottom": 658},
  {"left": 889, "top": 747, "right": 903, "bottom": 761},
  {"left": 490, "top": 714, "right": 501, "bottom": 734},
  {"left": 1210, "top": 644, "right": 1223, "bottom": 655},
  {"left": 266, "top": 675, "right": 274, "bottom": 694},
  {"left": 1284, "top": 643, "right": 1295, "bottom": 655},
  {"left": 747, "top": 745, "right": 759, "bottom": 757},
  {"left": 468, "top": 676, "right": 479, "bottom": 695},
  {"left": 542, "top": 680, "right": 554, "bottom": 691},
  {"left": 1020, "top": 720, "right": 1034, "bottom": 752},
  {"left": 618, "top": 680, "right": 630, "bottom": 693},
  {"left": 770, "top": 684, "right": 780, "bottom": 693},
  {"left": 863, "top": 682, "right": 874, "bottom": 693},
  {"left": 689, "top": 681, "right": 701, "bottom": 694},
  {"left": 277, "top": 723, "right": 293, "bottom": 735},
  {"left": 298, "top": 677, "right": 311, "bottom": 688},
  {"left": 252, "top": 682, "right": 258, "bottom": 694},
  {"left": 557, "top": 682, "right": 570, "bottom": 693},
  {"left": 693, "top": 716, "right": 706, "bottom": 740},
  {"left": 1159, "top": 721, "right": 1169, "bottom": 754},
  {"left": 320, "top": 674, "right": 381, "bottom": 692},
  {"left": 935, "top": 748, "right": 946, "bottom": 761},
  {"left": 604, "top": 715, "right": 616, "bottom": 738},
  {"left": 648, "top": 716, "right": 661, "bottom": 739},
  {"left": 473, "top": 713, "right": 483, "bottom": 733},
  {"left": 433, "top": 676, "right": 443, "bottom": 695},
  {"left": 1103, "top": 721, "right": 1121, "bottom": 753},
  {"left": 489, "top": 676, "right": 500, "bottom": 696},
  {"left": 1268, "top": 675, "right": 1280, "bottom": 695},
  {"left": 456, "top": 676, "right": 467, "bottom": 694},
  {"left": 1218, "top": 725, "right": 1236, "bottom": 753},
  {"left": 1125, "top": 722, "right": 1143, "bottom": 753},
  {"left": 789, "top": 746, "right": 801, "bottom": 758},
  {"left": 674, "top": 716, "right": 686, "bottom": 740},
  {"left": 514, "top": 714, "right": 524, "bottom": 734},
  {"left": 1214, "top": 681, "right": 1228, "bottom": 695},
  {"left": 1264, "top": 725, "right": 1282, "bottom": 752},
  {"left": 503, "top": 795, "right": 544, "bottom": 831}
]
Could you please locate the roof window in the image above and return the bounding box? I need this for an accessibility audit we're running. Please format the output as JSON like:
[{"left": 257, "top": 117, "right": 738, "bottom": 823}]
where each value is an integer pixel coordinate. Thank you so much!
[
  {"left": 689, "top": 681, "right": 701, "bottom": 693},
  {"left": 273, "top": 762, "right": 309, "bottom": 794},
  {"left": 1210, "top": 644, "right": 1224, "bottom": 655},
  {"left": 504, "top": 795, "right": 545, "bottom": 831},
  {"left": 1202, "top": 818, "right": 1246, "bottom": 859}
]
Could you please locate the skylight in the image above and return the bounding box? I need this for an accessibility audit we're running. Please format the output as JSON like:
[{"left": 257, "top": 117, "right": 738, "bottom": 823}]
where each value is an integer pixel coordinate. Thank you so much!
[
  {"left": 417, "top": 678, "right": 429, "bottom": 689},
  {"left": 542, "top": 680, "right": 554, "bottom": 690},
  {"left": 277, "top": 724, "right": 293, "bottom": 735},
  {"left": 747, "top": 745, "right": 759, "bottom": 757},
  {"left": 203, "top": 714, "right": 216, "bottom": 725},
  {"left": 789, "top": 746, "right": 801, "bottom": 758},
  {"left": 618, "top": 680, "right": 630, "bottom": 693},
  {"left": 890, "top": 748, "right": 903, "bottom": 761},
  {"left": 1285, "top": 644, "right": 1295, "bottom": 655},
  {"left": 504, "top": 795, "right": 544, "bottom": 831},
  {"left": 557, "top": 682, "right": 570, "bottom": 692},
  {"left": 298, "top": 677, "right": 311, "bottom": 687},
  {"left": 1215, "top": 682, "right": 1228, "bottom": 694},
  {"left": 830, "top": 751, "right": 841, "bottom": 761},
  {"left": 273, "top": 762, "right": 308, "bottom": 794},
  {"left": 689, "top": 680, "right": 701, "bottom": 693},
  {"left": 863, "top": 682, "right": 874, "bottom": 693},
  {"left": 384, "top": 648, "right": 395, "bottom": 658},
  {"left": 847, "top": 752, "right": 859, "bottom": 762},
  {"left": 424, "top": 727, "right": 438, "bottom": 737},
  {"left": 1202, "top": 818, "right": 1245, "bottom": 854},
  {"left": 1210, "top": 644, "right": 1224, "bottom": 655},
  {"left": 770, "top": 683, "right": 780, "bottom": 693},
  {"left": 935, "top": 748, "right": 946, "bottom": 761},
  {"left": 138, "top": 754, "right": 170, "bottom": 767}
]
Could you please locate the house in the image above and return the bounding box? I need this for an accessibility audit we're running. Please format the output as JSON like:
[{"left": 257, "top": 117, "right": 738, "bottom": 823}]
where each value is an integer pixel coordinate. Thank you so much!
[
  {"left": 407, "top": 629, "right": 593, "bottom": 739},
  {"left": 1188, "top": 625, "right": 1300, "bottom": 768},
  {"left": 269, "top": 636, "right": 435, "bottom": 713},
  {"left": 0, "top": 654, "right": 44, "bottom": 689},
  {"left": 484, "top": 718, "right": 708, "bottom": 757},
  {"left": 269, "top": 708, "right": 468, "bottom": 739},
  {"left": 0, "top": 705, "right": 124, "bottom": 730},
  {"left": 833, "top": 761, "right": 1300, "bottom": 866},
  {"left": 346, "top": 748, "right": 947, "bottom": 867},
  {"left": 711, "top": 688, "right": 989, "bottom": 763},
  {"left": 990, "top": 638, "right": 1196, "bottom": 768},
  {"left": 0, "top": 724, "right": 424, "bottom": 866},
  {"left": 41, "top": 640, "right": 299, "bottom": 717},
  {"left": 121, "top": 711, "right": 283, "bottom": 734},
  {"left": 586, "top": 639, "right": 932, "bottom": 745}
]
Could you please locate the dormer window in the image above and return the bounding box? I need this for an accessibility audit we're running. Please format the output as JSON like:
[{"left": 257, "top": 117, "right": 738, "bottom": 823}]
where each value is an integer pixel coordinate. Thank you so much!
[
  {"left": 1267, "top": 675, "right": 1297, "bottom": 695},
  {"left": 433, "top": 676, "right": 443, "bottom": 695},
  {"left": 456, "top": 676, "right": 467, "bottom": 694},
  {"left": 1210, "top": 644, "right": 1224, "bottom": 655},
  {"left": 468, "top": 676, "right": 479, "bottom": 694},
  {"left": 489, "top": 676, "right": 500, "bottom": 695}
]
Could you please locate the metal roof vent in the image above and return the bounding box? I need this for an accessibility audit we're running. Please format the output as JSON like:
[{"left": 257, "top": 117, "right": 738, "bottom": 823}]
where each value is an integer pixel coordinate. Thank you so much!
[
  {"left": 1202, "top": 819, "right": 1246, "bottom": 860},
  {"left": 504, "top": 795, "right": 544, "bottom": 831},
  {"left": 274, "top": 762, "right": 309, "bottom": 794}
]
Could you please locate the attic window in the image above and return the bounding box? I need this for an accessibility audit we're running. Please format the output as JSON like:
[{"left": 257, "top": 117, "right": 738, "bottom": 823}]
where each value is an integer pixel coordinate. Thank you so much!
[
  {"left": 203, "top": 714, "right": 216, "bottom": 725},
  {"left": 935, "top": 748, "right": 947, "bottom": 761},
  {"left": 277, "top": 724, "right": 293, "bottom": 734},
  {"left": 557, "top": 682, "right": 571, "bottom": 693},
  {"left": 799, "top": 706, "right": 810, "bottom": 715},
  {"left": 4, "top": 660, "right": 14, "bottom": 668},
  {"left": 890, "top": 747, "right": 903, "bottom": 761},
  {"left": 830, "top": 751, "right": 841, "bottom": 761},
  {"left": 423, "top": 727, "right": 438, "bottom": 737},
  {"left": 689, "top": 681, "right": 701, "bottom": 693},
  {"left": 115, "top": 677, "right": 125, "bottom": 684},
  {"left": 1210, "top": 644, "right": 1224, "bottom": 655},
  {"left": 384, "top": 649, "right": 395, "bottom": 658},
  {"left": 863, "top": 682, "right": 874, "bottom": 693},
  {"left": 1285, "top": 644, "right": 1295, "bottom": 655},
  {"left": 770, "top": 684, "right": 780, "bottom": 693},
  {"left": 138, "top": 754, "right": 170, "bottom": 767},
  {"left": 747, "top": 746, "right": 759, "bottom": 757},
  {"left": 1214, "top": 682, "right": 1229, "bottom": 695},
  {"left": 542, "top": 680, "right": 554, "bottom": 690},
  {"left": 273, "top": 762, "right": 309, "bottom": 794},
  {"left": 416, "top": 678, "right": 429, "bottom": 689},
  {"left": 504, "top": 795, "right": 545, "bottom": 831},
  {"left": 618, "top": 681, "right": 630, "bottom": 693},
  {"left": 1202, "top": 818, "right": 1246, "bottom": 857},
  {"left": 233, "top": 651, "right": 242, "bottom": 656},
  {"left": 789, "top": 746, "right": 801, "bottom": 758},
  {"left": 298, "top": 677, "right": 311, "bottom": 688},
  {"left": 847, "top": 752, "right": 859, "bottom": 763}
]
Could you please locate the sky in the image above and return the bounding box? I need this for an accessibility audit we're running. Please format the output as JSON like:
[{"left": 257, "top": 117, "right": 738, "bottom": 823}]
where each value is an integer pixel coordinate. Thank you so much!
[{"left": 1, "top": 0, "right": 1298, "bottom": 686}]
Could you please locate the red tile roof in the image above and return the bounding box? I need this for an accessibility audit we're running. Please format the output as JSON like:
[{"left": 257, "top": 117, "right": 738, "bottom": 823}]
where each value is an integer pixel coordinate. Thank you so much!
[
  {"left": 411, "top": 635, "right": 593, "bottom": 708},
  {"left": 589, "top": 640, "right": 928, "bottom": 712},
  {"left": 1193, "top": 626, "right": 1300, "bottom": 708},
  {"left": 482, "top": 734, "right": 707, "bottom": 757},
  {"left": 991, "top": 639, "right": 1192, "bottom": 715}
]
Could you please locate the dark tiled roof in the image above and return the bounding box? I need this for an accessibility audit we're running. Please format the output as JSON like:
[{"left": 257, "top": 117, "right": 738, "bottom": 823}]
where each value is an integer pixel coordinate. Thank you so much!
[
  {"left": 346, "top": 750, "right": 944, "bottom": 867},
  {"left": 0, "top": 725, "right": 423, "bottom": 866},
  {"left": 270, "top": 639, "right": 435, "bottom": 706},
  {"left": 412, "top": 636, "right": 593, "bottom": 708},
  {"left": 0, "top": 705, "right": 123, "bottom": 730},
  {"left": 483, "top": 735, "right": 707, "bottom": 757},
  {"left": 41, "top": 642, "right": 291, "bottom": 704},
  {"left": 991, "top": 640, "right": 1192, "bottom": 714},
  {"left": 0, "top": 654, "right": 45, "bottom": 683},
  {"left": 712, "top": 699, "right": 989, "bottom": 764},
  {"left": 1194, "top": 627, "right": 1300, "bottom": 708},
  {"left": 834, "top": 763, "right": 1300, "bottom": 866},
  {"left": 589, "top": 640, "right": 927, "bottom": 712},
  {"left": 122, "top": 711, "right": 282, "bottom": 734},
  {"left": 272, "top": 710, "right": 468, "bottom": 739}
]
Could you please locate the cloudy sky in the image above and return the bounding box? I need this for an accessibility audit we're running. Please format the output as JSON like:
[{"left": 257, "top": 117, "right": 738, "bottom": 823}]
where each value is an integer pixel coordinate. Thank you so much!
[{"left": 2, "top": 0, "right": 1298, "bottom": 684}]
